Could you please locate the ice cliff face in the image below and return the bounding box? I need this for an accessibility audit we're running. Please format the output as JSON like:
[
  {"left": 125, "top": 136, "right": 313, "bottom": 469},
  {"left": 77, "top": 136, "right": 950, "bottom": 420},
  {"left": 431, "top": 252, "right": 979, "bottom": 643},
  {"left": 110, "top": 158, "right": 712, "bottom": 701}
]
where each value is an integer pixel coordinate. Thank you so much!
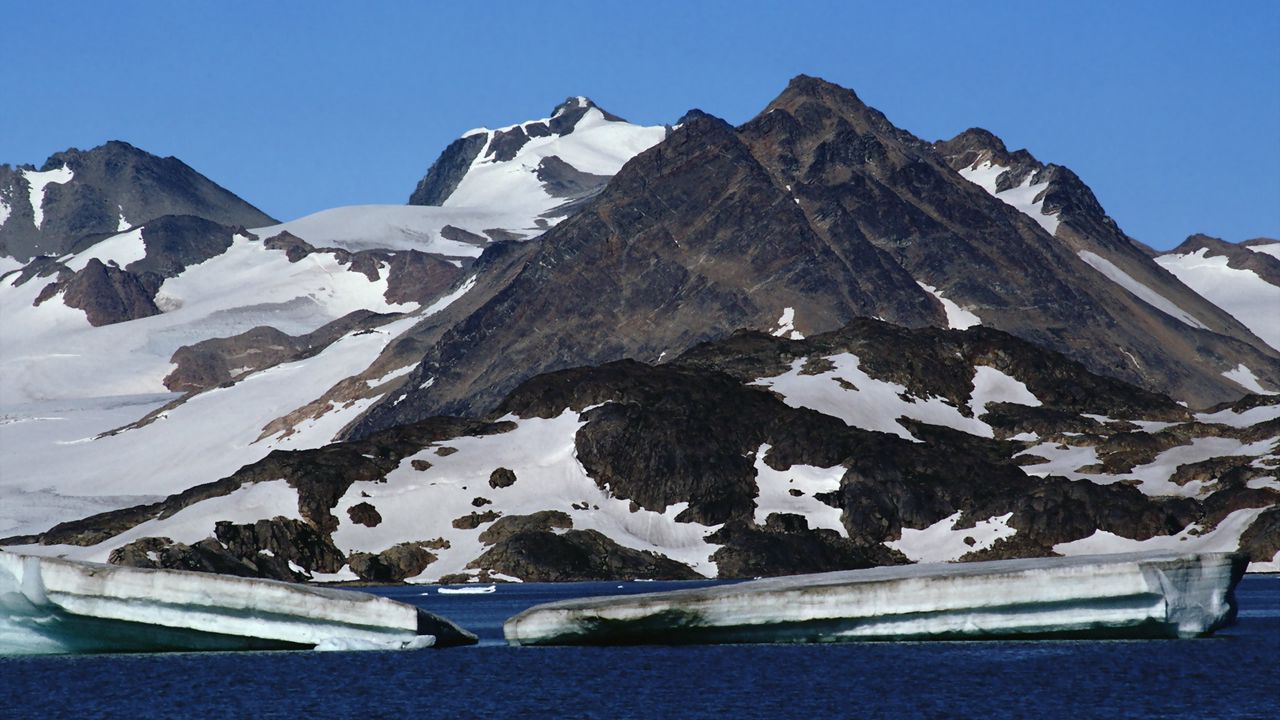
[
  {"left": 504, "top": 552, "right": 1249, "bottom": 645},
  {"left": 0, "top": 550, "right": 475, "bottom": 654}
]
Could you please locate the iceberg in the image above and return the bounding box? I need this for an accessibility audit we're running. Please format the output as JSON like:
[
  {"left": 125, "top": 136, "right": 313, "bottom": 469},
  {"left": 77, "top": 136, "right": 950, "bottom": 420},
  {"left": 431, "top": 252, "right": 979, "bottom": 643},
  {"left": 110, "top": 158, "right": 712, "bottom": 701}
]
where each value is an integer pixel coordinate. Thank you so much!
[
  {"left": 504, "top": 552, "right": 1247, "bottom": 645},
  {"left": 0, "top": 551, "right": 476, "bottom": 655}
]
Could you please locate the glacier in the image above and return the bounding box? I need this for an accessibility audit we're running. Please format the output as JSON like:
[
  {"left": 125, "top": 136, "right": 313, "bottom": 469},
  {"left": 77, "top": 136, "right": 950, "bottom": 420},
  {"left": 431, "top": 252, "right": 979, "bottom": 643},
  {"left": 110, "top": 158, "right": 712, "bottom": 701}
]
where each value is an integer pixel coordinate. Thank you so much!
[
  {"left": 504, "top": 552, "right": 1247, "bottom": 645},
  {"left": 0, "top": 550, "right": 475, "bottom": 654}
]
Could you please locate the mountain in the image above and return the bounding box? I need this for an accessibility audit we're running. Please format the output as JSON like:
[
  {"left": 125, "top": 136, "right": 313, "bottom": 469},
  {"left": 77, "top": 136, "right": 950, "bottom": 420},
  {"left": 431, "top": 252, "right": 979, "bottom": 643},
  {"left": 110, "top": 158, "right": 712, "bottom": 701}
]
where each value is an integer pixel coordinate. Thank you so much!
[
  {"left": 7, "top": 320, "right": 1275, "bottom": 582},
  {"left": 249, "top": 97, "right": 669, "bottom": 257},
  {"left": 2, "top": 76, "right": 1277, "bottom": 584},
  {"left": 0, "top": 101, "right": 664, "bottom": 538},
  {"left": 0, "top": 141, "right": 276, "bottom": 261},
  {"left": 1154, "top": 235, "right": 1280, "bottom": 356},
  {"left": 348, "top": 76, "right": 1278, "bottom": 440}
]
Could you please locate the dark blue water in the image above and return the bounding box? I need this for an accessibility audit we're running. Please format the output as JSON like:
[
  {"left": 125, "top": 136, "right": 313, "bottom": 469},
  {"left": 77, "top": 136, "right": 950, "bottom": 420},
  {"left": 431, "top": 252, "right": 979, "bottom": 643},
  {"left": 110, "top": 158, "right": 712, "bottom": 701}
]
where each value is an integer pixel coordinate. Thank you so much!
[{"left": 2, "top": 577, "right": 1277, "bottom": 719}]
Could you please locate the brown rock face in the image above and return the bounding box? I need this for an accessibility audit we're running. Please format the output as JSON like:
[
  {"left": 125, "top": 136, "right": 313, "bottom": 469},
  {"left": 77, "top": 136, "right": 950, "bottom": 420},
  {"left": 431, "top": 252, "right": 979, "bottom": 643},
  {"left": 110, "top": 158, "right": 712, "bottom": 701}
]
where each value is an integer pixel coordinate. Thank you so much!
[
  {"left": 488, "top": 467, "right": 517, "bottom": 488},
  {"left": 347, "top": 502, "right": 383, "bottom": 527},
  {"left": 59, "top": 258, "right": 160, "bottom": 326},
  {"left": 348, "top": 541, "right": 438, "bottom": 582}
]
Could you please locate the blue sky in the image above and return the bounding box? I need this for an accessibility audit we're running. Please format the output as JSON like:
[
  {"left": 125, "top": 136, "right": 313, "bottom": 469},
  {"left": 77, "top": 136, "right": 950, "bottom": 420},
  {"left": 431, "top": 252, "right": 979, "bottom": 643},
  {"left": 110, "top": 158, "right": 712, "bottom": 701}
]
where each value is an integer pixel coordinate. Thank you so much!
[{"left": 6, "top": 1, "right": 1277, "bottom": 249}]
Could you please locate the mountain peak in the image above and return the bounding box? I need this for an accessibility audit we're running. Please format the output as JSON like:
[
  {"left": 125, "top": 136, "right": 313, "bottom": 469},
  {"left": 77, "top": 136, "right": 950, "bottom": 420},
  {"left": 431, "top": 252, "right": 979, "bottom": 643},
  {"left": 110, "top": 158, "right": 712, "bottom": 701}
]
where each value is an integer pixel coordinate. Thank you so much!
[
  {"left": 550, "top": 96, "right": 625, "bottom": 126},
  {"left": 770, "top": 74, "right": 872, "bottom": 112},
  {"left": 935, "top": 128, "right": 1042, "bottom": 171}
]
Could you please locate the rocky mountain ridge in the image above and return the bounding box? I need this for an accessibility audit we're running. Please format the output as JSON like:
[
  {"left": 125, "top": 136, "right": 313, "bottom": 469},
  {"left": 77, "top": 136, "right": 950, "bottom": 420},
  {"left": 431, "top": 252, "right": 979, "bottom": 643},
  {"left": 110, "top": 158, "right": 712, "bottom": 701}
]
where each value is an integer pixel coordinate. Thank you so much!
[{"left": 349, "top": 76, "right": 1278, "bottom": 441}]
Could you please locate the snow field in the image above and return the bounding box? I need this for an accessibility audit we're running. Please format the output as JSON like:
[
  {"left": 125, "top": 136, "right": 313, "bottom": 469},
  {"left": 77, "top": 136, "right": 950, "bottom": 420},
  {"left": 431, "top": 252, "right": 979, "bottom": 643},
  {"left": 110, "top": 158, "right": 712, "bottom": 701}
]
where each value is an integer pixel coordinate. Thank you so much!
[
  {"left": 1155, "top": 248, "right": 1280, "bottom": 351},
  {"left": 0, "top": 313, "right": 423, "bottom": 534},
  {"left": 0, "top": 232, "right": 417, "bottom": 403},
  {"left": 449, "top": 107, "right": 665, "bottom": 215},
  {"left": 62, "top": 227, "right": 145, "bottom": 271},
  {"left": 1245, "top": 242, "right": 1280, "bottom": 260}
]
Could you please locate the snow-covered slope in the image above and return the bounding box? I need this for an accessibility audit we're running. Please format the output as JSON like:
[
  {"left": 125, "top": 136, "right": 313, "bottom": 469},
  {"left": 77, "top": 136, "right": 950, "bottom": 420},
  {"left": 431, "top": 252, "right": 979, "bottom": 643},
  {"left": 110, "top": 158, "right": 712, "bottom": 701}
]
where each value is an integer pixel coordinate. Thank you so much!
[
  {"left": 0, "top": 100, "right": 670, "bottom": 543},
  {"left": 259, "top": 99, "right": 668, "bottom": 255},
  {"left": 1, "top": 230, "right": 415, "bottom": 403},
  {"left": 442, "top": 98, "right": 667, "bottom": 217},
  {"left": 1155, "top": 238, "right": 1280, "bottom": 352}
]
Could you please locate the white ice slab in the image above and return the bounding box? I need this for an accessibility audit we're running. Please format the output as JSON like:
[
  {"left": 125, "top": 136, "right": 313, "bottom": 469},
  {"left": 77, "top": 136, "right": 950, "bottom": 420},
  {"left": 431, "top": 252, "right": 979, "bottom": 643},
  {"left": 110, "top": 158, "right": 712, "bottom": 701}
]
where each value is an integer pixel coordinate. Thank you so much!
[
  {"left": 0, "top": 550, "right": 475, "bottom": 654},
  {"left": 504, "top": 552, "right": 1246, "bottom": 645}
]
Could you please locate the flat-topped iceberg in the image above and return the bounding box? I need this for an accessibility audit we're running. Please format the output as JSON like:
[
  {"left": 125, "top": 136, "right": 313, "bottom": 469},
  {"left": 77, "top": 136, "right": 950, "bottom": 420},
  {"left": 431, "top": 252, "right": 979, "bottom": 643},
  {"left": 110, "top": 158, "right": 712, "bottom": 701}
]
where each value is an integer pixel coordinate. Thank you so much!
[
  {"left": 505, "top": 553, "right": 1247, "bottom": 645},
  {"left": 0, "top": 551, "right": 475, "bottom": 655}
]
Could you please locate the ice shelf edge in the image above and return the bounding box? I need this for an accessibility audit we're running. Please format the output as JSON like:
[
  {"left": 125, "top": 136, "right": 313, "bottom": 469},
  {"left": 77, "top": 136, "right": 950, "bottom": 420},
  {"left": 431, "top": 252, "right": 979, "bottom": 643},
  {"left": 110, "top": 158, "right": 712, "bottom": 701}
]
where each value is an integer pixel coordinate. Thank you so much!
[
  {"left": 0, "top": 550, "right": 476, "bottom": 655},
  {"left": 503, "top": 552, "right": 1248, "bottom": 645}
]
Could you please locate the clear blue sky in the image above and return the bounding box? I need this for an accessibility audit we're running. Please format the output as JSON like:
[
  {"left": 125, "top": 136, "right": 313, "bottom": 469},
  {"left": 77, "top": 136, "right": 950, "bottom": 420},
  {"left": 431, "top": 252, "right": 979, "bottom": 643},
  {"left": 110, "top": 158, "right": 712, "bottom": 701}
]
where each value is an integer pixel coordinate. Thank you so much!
[{"left": 6, "top": 1, "right": 1277, "bottom": 249}]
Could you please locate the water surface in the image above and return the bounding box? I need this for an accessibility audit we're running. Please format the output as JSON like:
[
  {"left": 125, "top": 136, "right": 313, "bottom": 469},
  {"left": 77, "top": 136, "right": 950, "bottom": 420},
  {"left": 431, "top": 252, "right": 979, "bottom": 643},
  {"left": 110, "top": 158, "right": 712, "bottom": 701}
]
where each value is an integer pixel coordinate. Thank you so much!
[{"left": 2, "top": 576, "right": 1276, "bottom": 719}]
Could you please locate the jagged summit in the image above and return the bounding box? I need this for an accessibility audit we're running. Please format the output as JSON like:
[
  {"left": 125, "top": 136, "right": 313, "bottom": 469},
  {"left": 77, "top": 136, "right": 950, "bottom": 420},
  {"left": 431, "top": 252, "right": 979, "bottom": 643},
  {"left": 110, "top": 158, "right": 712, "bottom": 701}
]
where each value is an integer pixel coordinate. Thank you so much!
[
  {"left": 408, "top": 96, "right": 668, "bottom": 208},
  {"left": 935, "top": 127, "right": 1043, "bottom": 176}
]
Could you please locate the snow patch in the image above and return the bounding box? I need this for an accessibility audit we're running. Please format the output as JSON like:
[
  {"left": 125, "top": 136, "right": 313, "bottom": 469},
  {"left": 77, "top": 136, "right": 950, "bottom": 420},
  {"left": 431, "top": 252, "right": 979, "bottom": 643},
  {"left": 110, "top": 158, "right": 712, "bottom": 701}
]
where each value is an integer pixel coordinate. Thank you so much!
[
  {"left": 63, "top": 228, "right": 147, "bottom": 272},
  {"left": 1195, "top": 404, "right": 1280, "bottom": 427},
  {"left": 1245, "top": 242, "right": 1280, "bottom": 261},
  {"left": 886, "top": 511, "right": 1017, "bottom": 562},
  {"left": 328, "top": 410, "right": 722, "bottom": 581},
  {"left": 752, "top": 354, "right": 994, "bottom": 440},
  {"left": 751, "top": 444, "right": 845, "bottom": 535},
  {"left": 21, "top": 166, "right": 74, "bottom": 229},
  {"left": 1221, "top": 364, "right": 1277, "bottom": 396},
  {"left": 1018, "top": 436, "right": 1275, "bottom": 497},
  {"left": 771, "top": 307, "right": 803, "bottom": 339},
  {"left": 1078, "top": 250, "right": 1208, "bottom": 330},
  {"left": 969, "top": 366, "right": 1041, "bottom": 417},
  {"left": 958, "top": 161, "right": 1059, "bottom": 235},
  {"left": 916, "top": 282, "right": 981, "bottom": 329}
]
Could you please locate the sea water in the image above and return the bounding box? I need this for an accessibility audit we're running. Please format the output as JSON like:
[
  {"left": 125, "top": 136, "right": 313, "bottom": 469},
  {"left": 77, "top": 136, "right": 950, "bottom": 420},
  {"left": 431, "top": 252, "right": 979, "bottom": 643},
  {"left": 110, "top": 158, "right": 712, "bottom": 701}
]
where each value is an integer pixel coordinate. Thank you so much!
[{"left": 2, "top": 576, "right": 1276, "bottom": 719}]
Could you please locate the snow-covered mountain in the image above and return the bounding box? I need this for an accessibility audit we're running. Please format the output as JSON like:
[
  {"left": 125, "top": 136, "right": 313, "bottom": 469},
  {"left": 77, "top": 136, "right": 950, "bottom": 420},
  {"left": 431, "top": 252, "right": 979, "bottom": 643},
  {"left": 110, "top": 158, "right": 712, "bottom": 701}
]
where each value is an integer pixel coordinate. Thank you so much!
[
  {"left": 249, "top": 97, "right": 668, "bottom": 256},
  {"left": 0, "top": 98, "right": 666, "bottom": 538},
  {"left": 1154, "top": 235, "right": 1280, "bottom": 356},
  {"left": 1, "top": 76, "right": 1276, "bottom": 584}
]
